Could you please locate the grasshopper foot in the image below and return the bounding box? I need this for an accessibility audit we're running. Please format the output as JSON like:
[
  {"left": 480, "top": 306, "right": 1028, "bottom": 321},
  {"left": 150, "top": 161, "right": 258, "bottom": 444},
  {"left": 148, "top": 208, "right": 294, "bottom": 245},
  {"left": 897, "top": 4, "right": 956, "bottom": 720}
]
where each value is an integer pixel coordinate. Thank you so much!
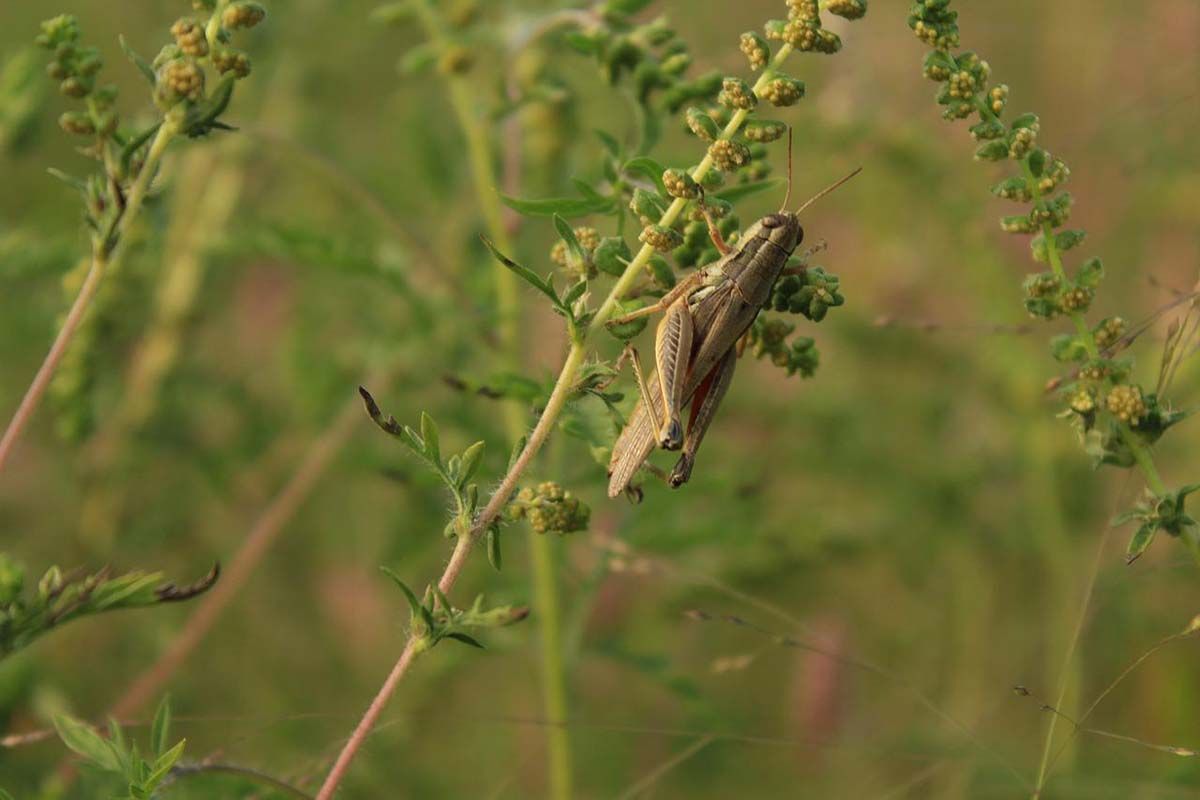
[
  {"left": 658, "top": 418, "right": 683, "bottom": 451},
  {"left": 668, "top": 453, "right": 694, "bottom": 488}
]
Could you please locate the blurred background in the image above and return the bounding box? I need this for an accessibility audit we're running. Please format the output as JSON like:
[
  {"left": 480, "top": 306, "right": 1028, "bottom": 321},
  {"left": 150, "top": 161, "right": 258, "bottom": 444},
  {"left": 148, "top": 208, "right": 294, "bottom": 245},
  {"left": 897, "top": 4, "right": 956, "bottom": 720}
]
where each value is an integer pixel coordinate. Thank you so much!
[{"left": 1, "top": 0, "right": 1198, "bottom": 797}]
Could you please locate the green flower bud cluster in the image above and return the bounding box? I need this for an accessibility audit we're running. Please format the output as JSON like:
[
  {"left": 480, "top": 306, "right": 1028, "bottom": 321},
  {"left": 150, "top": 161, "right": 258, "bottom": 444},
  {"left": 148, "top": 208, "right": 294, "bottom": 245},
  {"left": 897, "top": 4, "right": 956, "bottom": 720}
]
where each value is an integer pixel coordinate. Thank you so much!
[
  {"left": 913, "top": 1, "right": 1200, "bottom": 564},
  {"left": 708, "top": 138, "right": 751, "bottom": 171},
  {"left": 768, "top": 265, "right": 845, "bottom": 322},
  {"left": 662, "top": 167, "right": 701, "bottom": 199},
  {"left": 758, "top": 75, "right": 806, "bottom": 107},
  {"left": 170, "top": 17, "right": 209, "bottom": 57},
  {"left": 718, "top": 77, "right": 757, "bottom": 110},
  {"left": 766, "top": 0, "right": 842, "bottom": 54},
  {"left": 570, "top": 10, "right": 716, "bottom": 111},
  {"left": 37, "top": 16, "right": 118, "bottom": 138},
  {"left": 506, "top": 482, "right": 590, "bottom": 535},
  {"left": 746, "top": 318, "right": 820, "bottom": 378},
  {"left": 640, "top": 223, "right": 683, "bottom": 253},
  {"left": 739, "top": 32, "right": 770, "bottom": 70},
  {"left": 222, "top": 1, "right": 267, "bottom": 30}
]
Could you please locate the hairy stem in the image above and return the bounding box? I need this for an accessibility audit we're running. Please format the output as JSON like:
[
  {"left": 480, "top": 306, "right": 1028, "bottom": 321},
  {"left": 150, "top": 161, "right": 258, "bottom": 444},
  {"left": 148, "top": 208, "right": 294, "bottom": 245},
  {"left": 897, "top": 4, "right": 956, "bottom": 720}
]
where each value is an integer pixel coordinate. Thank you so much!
[
  {"left": 314, "top": 38, "right": 801, "bottom": 800},
  {"left": 0, "top": 121, "right": 176, "bottom": 473}
]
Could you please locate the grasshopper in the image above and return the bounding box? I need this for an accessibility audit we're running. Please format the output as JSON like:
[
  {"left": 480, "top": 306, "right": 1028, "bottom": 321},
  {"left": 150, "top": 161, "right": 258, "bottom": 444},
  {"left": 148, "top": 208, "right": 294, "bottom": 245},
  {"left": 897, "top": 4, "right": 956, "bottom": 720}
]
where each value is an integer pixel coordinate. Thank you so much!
[{"left": 606, "top": 166, "right": 860, "bottom": 499}]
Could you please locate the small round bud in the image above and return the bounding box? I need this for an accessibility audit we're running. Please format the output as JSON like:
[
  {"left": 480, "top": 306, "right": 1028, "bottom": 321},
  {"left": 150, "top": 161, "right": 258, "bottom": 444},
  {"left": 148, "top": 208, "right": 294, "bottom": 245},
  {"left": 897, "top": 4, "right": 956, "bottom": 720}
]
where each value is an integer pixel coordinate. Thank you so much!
[
  {"left": 1093, "top": 317, "right": 1126, "bottom": 349},
  {"left": 989, "top": 84, "right": 1009, "bottom": 115},
  {"left": 170, "top": 18, "right": 209, "bottom": 57},
  {"left": 60, "top": 76, "right": 90, "bottom": 98},
  {"left": 1060, "top": 285, "right": 1093, "bottom": 313},
  {"left": 742, "top": 119, "right": 787, "bottom": 143},
  {"left": 707, "top": 139, "right": 751, "bottom": 171},
  {"left": 739, "top": 31, "right": 770, "bottom": 70},
  {"left": 212, "top": 48, "right": 252, "bottom": 78},
  {"left": 438, "top": 45, "right": 474, "bottom": 75},
  {"left": 759, "top": 76, "right": 805, "bottom": 107},
  {"left": 550, "top": 240, "right": 568, "bottom": 268},
  {"left": 662, "top": 168, "right": 700, "bottom": 199},
  {"left": 685, "top": 107, "right": 721, "bottom": 141},
  {"left": 1069, "top": 388, "right": 1096, "bottom": 415},
  {"left": 58, "top": 110, "right": 95, "bottom": 135},
  {"left": 718, "top": 76, "right": 756, "bottom": 110},
  {"left": 825, "top": 0, "right": 868, "bottom": 21},
  {"left": 640, "top": 224, "right": 683, "bottom": 253},
  {"left": 222, "top": 1, "right": 267, "bottom": 30}
]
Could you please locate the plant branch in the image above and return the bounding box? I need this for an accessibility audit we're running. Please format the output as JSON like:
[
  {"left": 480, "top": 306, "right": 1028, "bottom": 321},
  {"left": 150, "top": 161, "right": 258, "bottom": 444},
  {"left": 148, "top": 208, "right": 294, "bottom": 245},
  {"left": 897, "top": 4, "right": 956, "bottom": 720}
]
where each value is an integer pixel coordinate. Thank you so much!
[{"left": 0, "top": 120, "right": 176, "bottom": 473}]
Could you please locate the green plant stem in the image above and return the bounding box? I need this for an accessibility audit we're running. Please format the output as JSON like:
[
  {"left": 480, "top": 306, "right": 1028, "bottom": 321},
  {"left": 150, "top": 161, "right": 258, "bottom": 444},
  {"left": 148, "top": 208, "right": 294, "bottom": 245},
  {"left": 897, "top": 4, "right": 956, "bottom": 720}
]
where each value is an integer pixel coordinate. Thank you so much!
[
  {"left": 0, "top": 121, "right": 176, "bottom": 473},
  {"left": 315, "top": 39, "right": 801, "bottom": 800}
]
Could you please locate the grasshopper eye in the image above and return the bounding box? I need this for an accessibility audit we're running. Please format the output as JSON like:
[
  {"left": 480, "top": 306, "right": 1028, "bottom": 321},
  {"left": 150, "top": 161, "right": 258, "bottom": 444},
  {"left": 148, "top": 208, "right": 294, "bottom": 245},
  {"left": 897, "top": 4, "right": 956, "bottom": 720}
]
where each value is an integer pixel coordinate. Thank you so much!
[{"left": 761, "top": 213, "right": 786, "bottom": 229}]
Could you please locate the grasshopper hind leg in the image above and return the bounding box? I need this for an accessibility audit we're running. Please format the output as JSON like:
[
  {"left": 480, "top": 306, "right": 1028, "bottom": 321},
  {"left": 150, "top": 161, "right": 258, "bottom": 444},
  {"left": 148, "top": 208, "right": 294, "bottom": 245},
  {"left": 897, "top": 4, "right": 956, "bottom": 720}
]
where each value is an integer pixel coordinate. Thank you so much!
[
  {"left": 669, "top": 346, "right": 737, "bottom": 488},
  {"left": 654, "top": 297, "right": 694, "bottom": 451}
]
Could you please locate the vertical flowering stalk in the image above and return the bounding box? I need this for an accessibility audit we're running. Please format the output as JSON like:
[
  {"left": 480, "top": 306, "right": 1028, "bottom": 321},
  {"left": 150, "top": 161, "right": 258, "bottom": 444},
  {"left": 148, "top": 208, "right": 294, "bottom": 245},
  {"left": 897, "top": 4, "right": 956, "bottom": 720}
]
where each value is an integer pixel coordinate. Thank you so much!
[
  {"left": 0, "top": 2, "right": 265, "bottom": 472},
  {"left": 907, "top": 0, "right": 1200, "bottom": 566}
]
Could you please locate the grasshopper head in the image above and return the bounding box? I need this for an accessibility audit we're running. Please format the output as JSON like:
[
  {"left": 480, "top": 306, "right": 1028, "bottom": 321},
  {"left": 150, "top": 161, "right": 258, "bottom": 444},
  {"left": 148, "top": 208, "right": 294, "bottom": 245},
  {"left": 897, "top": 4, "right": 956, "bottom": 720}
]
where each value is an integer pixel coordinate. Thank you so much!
[{"left": 759, "top": 211, "right": 804, "bottom": 255}]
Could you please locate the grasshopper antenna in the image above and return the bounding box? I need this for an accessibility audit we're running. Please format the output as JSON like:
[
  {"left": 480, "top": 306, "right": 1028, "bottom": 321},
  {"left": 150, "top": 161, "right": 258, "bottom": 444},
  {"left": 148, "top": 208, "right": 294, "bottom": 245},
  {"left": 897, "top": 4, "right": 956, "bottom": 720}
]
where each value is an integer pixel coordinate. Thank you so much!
[
  {"left": 778, "top": 126, "right": 794, "bottom": 213},
  {"left": 794, "top": 166, "right": 863, "bottom": 216}
]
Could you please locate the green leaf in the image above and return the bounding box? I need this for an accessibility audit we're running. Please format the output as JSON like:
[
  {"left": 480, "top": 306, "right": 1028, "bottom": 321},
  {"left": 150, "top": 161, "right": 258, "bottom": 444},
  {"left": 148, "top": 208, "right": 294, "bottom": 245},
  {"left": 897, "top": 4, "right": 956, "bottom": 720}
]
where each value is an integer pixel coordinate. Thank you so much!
[
  {"left": 459, "top": 441, "right": 485, "bottom": 486},
  {"left": 553, "top": 214, "right": 588, "bottom": 270},
  {"left": 499, "top": 194, "right": 610, "bottom": 218},
  {"left": 118, "top": 35, "right": 155, "bottom": 85},
  {"left": 419, "top": 412, "right": 440, "bottom": 463},
  {"left": 593, "top": 129, "right": 621, "bottom": 158},
  {"left": 150, "top": 696, "right": 171, "bottom": 757},
  {"left": 445, "top": 632, "right": 485, "bottom": 649},
  {"left": 623, "top": 156, "right": 668, "bottom": 196},
  {"left": 714, "top": 178, "right": 784, "bottom": 204},
  {"left": 1049, "top": 334, "right": 1088, "bottom": 363},
  {"left": 46, "top": 167, "right": 86, "bottom": 192},
  {"left": 1027, "top": 149, "right": 1049, "bottom": 176},
  {"left": 399, "top": 43, "right": 437, "bottom": 75},
  {"left": 54, "top": 715, "right": 122, "bottom": 773},
  {"left": 379, "top": 567, "right": 422, "bottom": 619},
  {"left": 1055, "top": 229, "right": 1086, "bottom": 252},
  {"left": 0, "top": 788, "right": 16, "bottom": 800},
  {"left": 481, "top": 237, "right": 561, "bottom": 307},
  {"left": 1077, "top": 257, "right": 1104, "bottom": 288},
  {"left": 1126, "top": 523, "right": 1156, "bottom": 565},
  {"left": 507, "top": 436, "right": 526, "bottom": 474},
  {"left": 145, "top": 739, "right": 186, "bottom": 787},
  {"left": 607, "top": 0, "right": 654, "bottom": 12},
  {"left": 486, "top": 526, "right": 502, "bottom": 571}
]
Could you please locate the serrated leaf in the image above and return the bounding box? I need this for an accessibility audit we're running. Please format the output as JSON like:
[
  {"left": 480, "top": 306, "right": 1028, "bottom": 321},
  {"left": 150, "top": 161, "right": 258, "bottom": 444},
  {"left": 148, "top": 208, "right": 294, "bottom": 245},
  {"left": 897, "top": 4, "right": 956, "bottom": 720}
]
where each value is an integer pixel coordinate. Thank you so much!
[
  {"left": 150, "top": 696, "right": 171, "bottom": 757},
  {"left": 623, "top": 156, "right": 668, "bottom": 196},
  {"left": 714, "top": 178, "right": 783, "bottom": 204},
  {"left": 1126, "top": 523, "right": 1157, "bottom": 564},
  {"left": 445, "top": 632, "right": 485, "bottom": 649},
  {"left": 54, "top": 715, "right": 122, "bottom": 773},
  {"left": 118, "top": 35, "right": 156, "bottom": 85},
  {"left": 499, "top": 194, "right": 610, "bottom": 218}
]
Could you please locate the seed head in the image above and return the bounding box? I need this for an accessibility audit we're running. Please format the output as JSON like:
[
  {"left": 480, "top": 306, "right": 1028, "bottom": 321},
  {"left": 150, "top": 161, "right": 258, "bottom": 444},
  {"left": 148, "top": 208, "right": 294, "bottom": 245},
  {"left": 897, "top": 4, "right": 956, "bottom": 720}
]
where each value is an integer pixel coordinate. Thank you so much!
[
  {"left": 212, "top": 48, "right": 252, "bottom": 78},
  {"left": 158, "top": 58, "right": 204, "bottom": 103},
  {"left": 662, "top": 168, "right": 701, "bottom": 199}
]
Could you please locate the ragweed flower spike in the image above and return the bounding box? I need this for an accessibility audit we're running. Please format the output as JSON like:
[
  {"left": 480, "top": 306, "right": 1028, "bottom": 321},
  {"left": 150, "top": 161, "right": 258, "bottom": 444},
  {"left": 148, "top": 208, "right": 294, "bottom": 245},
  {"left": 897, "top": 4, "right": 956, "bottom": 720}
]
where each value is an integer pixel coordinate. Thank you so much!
[
  {"left": 0, "top": 5, "right": 268, "bottom": 471},
  {"left": 907, "top": 0, "right": 1200, "bottom": 564}
]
